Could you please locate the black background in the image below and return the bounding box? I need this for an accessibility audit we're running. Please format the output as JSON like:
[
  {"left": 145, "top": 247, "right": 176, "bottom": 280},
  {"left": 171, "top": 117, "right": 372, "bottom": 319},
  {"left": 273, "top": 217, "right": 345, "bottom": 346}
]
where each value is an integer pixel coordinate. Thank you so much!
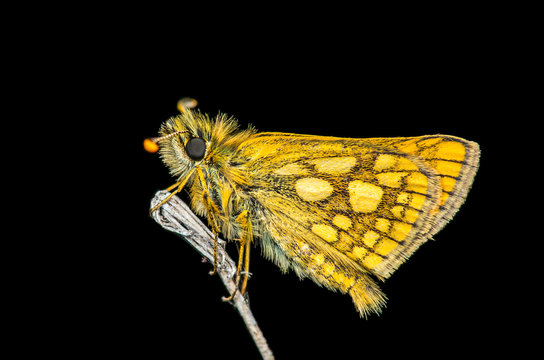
[{"left": 22, "top": 12, "right": 533, "bottom": 359}]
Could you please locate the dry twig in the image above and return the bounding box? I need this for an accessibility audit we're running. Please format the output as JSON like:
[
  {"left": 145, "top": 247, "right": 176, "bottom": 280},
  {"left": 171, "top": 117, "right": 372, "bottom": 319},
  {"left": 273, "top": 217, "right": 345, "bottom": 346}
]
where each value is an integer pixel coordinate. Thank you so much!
[{"left": 150, "top": 190, "right": 275, "bottom": 360}]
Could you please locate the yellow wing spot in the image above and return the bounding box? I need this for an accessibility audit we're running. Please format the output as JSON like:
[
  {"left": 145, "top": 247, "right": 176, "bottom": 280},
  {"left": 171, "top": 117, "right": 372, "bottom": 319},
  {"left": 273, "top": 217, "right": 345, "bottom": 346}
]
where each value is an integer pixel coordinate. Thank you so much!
[
  {"left": 322, "top": 262, "right": 335, "bottom": 276},
  {"left": 342, "top": 275, "right": 356, "bottom": 291},
  {"left": 337, "top": 232, "right": 354, "bottom": 251},
  {"left": 396, "top": 157, "right": 419, "bottom": 171},
  {"left": 390, "top": 221, "right": 413, "bottom": 242},
  {"left": 376, "top": 172, "right": 407, "bottom": 188},
  {"left": 399, "top": 140, "right": 419, "bottom": 154},
  {"left": 390, "top": 206, "right": 419, "bottom": 223},
  {"left": 404, "top": 208, "right": 420, "bottom": 223},
  {"left": 397, "top": 192, "right": 410, "bottom": 204},
  {"left": 433, "top": 160, "right": 463, "bottom": 178},
  {"left": 351, "top": 246, "right": 367, "bottom": 260},
  {"left": 374, "top": 154, "right": 397, "bottom": 171},
  {"left": 441, "top": 176, "right": 456, "bottom": 192},
  {"left": 295, "top": 177, "right": 334, "bottom": 202},
  {"left": 312, "top": 253, "right": 325, "bottom": 266},
  {"left": 362, "top": 230, "right": 380, "bottom": 248},
  {"left": 363, "top": 253, "right": 383, "bottom": 269},
  {"left": 439, "top": 192, "right": 450, "bottom": 207},
  {"left": 333, "top": 214, "right": 352, "bottom": 230},
  {"left": 311, "top": 156, "right": 357, "bottom": 174},
  {"left": 390, "top": 206, "right": 404, "bottom": 220},
  {"left": 331, "top": 271, "right": 356, "bottom": 291},
  {"left": 348, "top": 181, "right": 383, "bottom": 213},
  {"left": 274, "top": 163, "right": 309, "bottom": 176},
  {"left": 374, "top": 218, "right": 391, "bottom": 233},
  {"left": 410, "top": 193, "right": 427, "bottom": 210},
  {"left": 332, "top": 271, "right": 347, "bottom": 288},
  {"left": 435, "top": 141, "right": 466, "bottom": 161},
  {"left": 375, "top": 238, "right": 399, "bottom": 256},
  {"left": 312, "top": 224, "right": 338, "bottom": 243},
  {"left": 405, "top": 172, "right": 428, "bottom": 193}
]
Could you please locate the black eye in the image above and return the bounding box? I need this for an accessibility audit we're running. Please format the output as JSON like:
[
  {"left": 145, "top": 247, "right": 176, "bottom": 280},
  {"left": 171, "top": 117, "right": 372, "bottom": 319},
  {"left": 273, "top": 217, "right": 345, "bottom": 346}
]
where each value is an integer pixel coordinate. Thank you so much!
[{"left": 185, "top": 137, "right": 206, "bottom": 161}]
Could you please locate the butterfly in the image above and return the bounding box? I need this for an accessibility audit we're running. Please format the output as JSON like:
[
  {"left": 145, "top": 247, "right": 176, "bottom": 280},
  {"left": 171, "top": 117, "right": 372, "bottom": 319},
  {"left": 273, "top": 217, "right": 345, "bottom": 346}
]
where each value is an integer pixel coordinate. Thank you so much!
[{"left": 147, "top": 98, "right": 480, "bottom": 317}]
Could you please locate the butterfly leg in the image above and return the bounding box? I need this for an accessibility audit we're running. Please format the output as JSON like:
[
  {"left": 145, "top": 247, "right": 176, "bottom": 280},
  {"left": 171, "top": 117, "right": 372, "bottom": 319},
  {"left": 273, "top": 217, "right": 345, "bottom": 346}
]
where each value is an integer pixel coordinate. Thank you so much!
[
  {"left": 149, "top": 168, "right": 196, "bottom": 215},
  {"left": 205, "top": 211, "right": 220, "bottom": 276},
  {"left": 193, "top": 166, "right": 223, "bottom": 275},
  {"left": 223, "top": 210, "right": 253, "bottom": 301}
]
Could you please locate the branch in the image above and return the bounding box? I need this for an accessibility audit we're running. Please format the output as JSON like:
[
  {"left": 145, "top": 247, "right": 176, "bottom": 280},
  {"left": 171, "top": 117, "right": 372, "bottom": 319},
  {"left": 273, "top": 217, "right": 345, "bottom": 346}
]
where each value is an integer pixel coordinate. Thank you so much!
[{"left": 150, "top": 191, "right": 275, "bottom": 360}]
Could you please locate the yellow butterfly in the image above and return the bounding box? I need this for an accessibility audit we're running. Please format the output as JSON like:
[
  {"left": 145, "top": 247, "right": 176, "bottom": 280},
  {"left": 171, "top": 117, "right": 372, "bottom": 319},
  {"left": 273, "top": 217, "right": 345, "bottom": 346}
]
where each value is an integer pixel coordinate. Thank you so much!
[{"left": 147, "top": 98, "right": 480, "bottom": 317}]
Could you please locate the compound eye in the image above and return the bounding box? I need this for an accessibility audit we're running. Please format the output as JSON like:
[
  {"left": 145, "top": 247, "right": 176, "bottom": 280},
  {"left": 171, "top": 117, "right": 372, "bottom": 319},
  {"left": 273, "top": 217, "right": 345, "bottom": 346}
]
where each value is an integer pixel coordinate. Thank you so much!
[{"left": 185, "top": 137, "right": 206, "bottom": 161}]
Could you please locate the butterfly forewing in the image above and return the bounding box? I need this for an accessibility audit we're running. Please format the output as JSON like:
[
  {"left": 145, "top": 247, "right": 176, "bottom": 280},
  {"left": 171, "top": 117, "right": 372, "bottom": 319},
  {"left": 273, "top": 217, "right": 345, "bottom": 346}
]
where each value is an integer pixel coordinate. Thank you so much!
[{"left": 235, "top": 134, "right": 469, "bottom": 282}]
